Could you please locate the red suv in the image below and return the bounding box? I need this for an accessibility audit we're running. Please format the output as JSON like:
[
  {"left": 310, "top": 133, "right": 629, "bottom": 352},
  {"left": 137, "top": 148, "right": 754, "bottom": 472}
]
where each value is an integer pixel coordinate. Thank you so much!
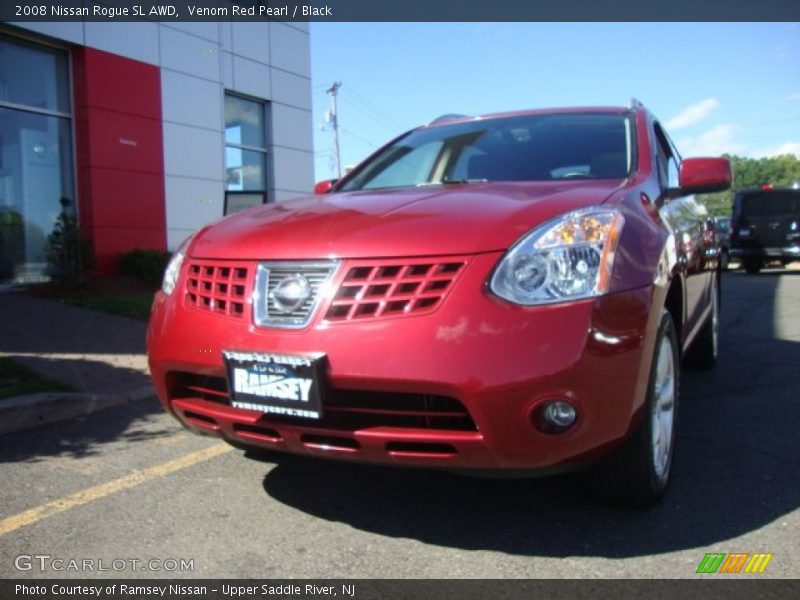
[{"left": 147, "top": 103, "right": 731, "bottom": 506}]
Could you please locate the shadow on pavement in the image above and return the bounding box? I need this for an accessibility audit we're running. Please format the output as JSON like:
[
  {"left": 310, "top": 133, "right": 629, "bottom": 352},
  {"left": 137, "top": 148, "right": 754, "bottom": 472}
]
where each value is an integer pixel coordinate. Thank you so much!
[
  {"left": 0, "top": 398, "right": 170, "bottom": 464},
  {"left": 258, "top": 271, "right": 800, "bottom": 558},
  {"left": 0, "top": 293, "right": 147, "bottom": 356},
  {"left": 0, "top": 292, "right": 164, "bottom": 460}
]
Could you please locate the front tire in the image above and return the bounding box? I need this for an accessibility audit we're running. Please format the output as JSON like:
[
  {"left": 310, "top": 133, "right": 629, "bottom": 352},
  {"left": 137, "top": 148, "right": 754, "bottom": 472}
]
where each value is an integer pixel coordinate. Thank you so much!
[{"left": 588, "top": 310, "right": 680, "bottom": 507}]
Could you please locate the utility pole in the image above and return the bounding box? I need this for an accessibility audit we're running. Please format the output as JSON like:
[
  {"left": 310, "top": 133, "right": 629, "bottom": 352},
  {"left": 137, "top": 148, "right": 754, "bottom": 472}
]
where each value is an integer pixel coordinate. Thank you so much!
[{"left": 326, "top": 81, "right": 342, "bottom": 178}]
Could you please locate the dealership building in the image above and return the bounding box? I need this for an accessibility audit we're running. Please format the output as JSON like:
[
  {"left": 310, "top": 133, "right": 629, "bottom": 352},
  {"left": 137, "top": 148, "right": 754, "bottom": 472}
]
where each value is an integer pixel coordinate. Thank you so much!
[{"left": 0, "top": 19, "right": 314, "bottom": 282}]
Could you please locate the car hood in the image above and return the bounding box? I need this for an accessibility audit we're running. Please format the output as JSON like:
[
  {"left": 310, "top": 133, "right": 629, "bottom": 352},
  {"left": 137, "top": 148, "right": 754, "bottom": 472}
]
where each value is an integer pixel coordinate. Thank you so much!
[{"left": 190, "top": 181, "right": 621, "bottom": 260}]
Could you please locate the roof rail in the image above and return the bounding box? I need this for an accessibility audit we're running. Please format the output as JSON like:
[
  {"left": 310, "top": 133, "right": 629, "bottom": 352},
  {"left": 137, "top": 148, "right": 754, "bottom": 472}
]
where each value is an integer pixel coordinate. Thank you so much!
[
  {"left": 428, "top": 114, "right": 470, "bottom": 125},
  {"left": 629, "top": 98, "right": 644, "bottom": 109}
]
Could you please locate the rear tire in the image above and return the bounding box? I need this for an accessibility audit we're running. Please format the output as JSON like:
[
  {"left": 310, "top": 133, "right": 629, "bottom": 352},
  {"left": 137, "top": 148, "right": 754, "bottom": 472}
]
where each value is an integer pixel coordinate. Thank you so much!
[
  {"left": 587, "top": 310, "right": 679, "bottom": 508},
  {"left": 743, "top": 259, "right": 762, "bottom": 274}
]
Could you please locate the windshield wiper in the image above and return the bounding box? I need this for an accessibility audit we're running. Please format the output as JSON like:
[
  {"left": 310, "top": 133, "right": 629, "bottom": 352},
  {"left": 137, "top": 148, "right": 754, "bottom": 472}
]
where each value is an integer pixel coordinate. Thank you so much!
[{"left": 440, "top": 177, "right": 489, "bottom": 185}]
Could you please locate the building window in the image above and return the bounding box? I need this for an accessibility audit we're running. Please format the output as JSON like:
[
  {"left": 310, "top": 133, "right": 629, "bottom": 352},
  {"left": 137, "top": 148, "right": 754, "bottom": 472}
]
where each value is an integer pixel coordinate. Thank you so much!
[
  {"left": 0, "top": 33, "right": 74, "bottom": 283},
  {"left": 224, "top": 93, "right": 269, "bottom": 215}
]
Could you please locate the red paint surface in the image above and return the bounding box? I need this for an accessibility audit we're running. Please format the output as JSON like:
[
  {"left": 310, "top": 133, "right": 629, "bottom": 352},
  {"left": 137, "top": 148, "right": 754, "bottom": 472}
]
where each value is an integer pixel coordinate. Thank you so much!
[
  {"left": 73, "top": 48, "right": 166, "bottom": 274},
  {"left": 147, "top": 105, "right": 728, "bottom": 472},
  {"left": 679, "top": 157, "right": 732, "bottom": 194}
]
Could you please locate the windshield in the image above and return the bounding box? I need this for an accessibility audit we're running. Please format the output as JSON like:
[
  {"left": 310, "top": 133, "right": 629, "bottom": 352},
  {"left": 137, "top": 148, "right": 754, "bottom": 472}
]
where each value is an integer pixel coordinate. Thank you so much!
[{"left": 340, "top": 112, "right": 634, "bottom": 192}]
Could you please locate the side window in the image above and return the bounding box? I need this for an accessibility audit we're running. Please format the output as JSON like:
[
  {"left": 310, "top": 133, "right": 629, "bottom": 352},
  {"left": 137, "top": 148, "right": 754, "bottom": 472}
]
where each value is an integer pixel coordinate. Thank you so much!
[
  {"left": 653, "top": 122, "right": 680, "bottom": 190},
  {"left": 224, "top": 93, "right": 269, "bottom": 215},
  {"left": 358, "top": 141, "right": 443, "bottom": 190}
]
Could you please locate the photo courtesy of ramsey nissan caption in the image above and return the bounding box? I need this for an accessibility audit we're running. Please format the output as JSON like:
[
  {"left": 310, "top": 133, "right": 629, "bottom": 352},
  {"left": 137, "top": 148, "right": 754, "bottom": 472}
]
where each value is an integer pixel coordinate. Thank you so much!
[{"left": 147, "top": 101, "right": 731, "bottom": 507}]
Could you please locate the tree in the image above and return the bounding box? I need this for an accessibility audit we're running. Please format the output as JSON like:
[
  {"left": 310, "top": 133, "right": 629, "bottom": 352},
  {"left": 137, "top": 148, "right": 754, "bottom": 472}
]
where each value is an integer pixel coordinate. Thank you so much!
[{"left": 45, "top": 197, "right": 93, "bottom": 287}]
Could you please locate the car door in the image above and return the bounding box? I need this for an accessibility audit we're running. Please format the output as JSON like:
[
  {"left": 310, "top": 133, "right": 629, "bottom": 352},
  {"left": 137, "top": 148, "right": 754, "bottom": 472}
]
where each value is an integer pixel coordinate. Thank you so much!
[{"left": 653, "top": 122, "right": 711, "bottom": 350}]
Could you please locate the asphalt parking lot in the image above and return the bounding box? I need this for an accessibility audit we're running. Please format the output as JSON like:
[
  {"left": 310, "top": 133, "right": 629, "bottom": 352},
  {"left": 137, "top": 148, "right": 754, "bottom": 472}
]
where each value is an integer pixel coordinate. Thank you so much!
[{"left": 1, "top": 270, "right": 799, "bottom": 579}]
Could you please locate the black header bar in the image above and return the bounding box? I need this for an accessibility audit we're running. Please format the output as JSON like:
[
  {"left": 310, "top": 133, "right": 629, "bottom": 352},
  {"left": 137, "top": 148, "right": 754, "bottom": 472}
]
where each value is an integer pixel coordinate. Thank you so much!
[{"left": 2, "top": 0, "right": 799, "bottom": 22}]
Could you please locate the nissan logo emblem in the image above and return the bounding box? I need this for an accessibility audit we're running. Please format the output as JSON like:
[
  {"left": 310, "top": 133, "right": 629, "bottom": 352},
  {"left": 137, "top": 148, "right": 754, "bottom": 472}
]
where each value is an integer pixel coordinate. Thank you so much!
[{"left": 271, "top": 274, "right": 312, "bottom": 314}]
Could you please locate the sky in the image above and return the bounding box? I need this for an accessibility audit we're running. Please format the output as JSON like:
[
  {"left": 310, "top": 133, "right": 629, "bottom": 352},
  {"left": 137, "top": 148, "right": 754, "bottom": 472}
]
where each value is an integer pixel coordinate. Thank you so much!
[{"left": 309, "top": 22, "right": 800, "bottom": 181}]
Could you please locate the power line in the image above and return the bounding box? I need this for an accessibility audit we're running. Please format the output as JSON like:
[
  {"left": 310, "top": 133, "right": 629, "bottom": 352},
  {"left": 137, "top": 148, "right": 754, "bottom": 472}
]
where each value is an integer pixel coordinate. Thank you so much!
[
  {"left": 347, "top": 85, "right": 407, "bottom": 129},
  {"left": 340, "top": 96, "right": 401, "bottom": 132},
  {"left": 342, "top": 128, "right": 379, "bottom": 150}
]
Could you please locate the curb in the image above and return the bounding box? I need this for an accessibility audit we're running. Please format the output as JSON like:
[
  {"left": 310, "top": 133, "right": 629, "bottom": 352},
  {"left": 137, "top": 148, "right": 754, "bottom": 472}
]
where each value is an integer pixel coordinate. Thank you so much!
[{"left": 0, "top": 386, "right": 156, "bottom": 436}]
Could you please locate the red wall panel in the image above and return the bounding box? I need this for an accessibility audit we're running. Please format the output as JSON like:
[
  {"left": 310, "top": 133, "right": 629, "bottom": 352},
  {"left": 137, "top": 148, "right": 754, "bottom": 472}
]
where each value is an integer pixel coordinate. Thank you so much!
[
  {"left": 74, "top": 48, "right": 162, "bottom": 120},
  {"left": 81, "top": 169, "right": 165, "bottom": 229},
  {"left": 73, "top": 48, "right": 166, "bottom": 275},
  {"left": 82, "top": 108, "right": 165, "bottom": 174}
]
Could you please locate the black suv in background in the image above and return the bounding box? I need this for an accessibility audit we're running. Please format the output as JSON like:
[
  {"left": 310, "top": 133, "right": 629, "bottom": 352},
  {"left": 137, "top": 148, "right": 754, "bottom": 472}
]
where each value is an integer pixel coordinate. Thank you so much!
[{"left": 730, "top": 187, "right": 800, "bottom": 273}]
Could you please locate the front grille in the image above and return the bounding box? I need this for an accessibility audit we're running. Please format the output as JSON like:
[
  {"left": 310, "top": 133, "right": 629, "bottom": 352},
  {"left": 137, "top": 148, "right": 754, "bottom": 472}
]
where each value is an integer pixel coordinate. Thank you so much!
[
  {"left": 254, "top": 261, "right": 339, "bottom": 328},
  {"left": 167, "top": 372, "right": 477, "bottom": 432},
  {"left": 325, "top": 258, "right": 467, "bottom": 321},
  {"left": 185, "top": 261, "right": 252, "bottom": 318},
  {"left": 326, "top": 390, "right": 477, "bottom": 431}
]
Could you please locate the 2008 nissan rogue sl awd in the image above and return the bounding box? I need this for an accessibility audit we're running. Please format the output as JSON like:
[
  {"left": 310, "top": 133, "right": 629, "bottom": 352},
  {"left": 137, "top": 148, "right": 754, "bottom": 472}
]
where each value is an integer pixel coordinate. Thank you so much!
[{"left": 147, "top": 102, "right": 731, "bottom": 506}]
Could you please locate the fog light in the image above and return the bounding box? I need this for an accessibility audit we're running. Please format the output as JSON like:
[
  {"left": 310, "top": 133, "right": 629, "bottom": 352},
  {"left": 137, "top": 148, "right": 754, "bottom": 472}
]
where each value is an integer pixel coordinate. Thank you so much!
[{"left": 538, "top": 400, "right": 577, "bottom": 433}]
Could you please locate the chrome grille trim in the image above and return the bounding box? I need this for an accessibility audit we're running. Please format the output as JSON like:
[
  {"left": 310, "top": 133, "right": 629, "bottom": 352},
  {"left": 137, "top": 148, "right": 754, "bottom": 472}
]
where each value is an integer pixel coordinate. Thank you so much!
[{"left": 253, "top": 260, "right": 340, "bottom": 329}]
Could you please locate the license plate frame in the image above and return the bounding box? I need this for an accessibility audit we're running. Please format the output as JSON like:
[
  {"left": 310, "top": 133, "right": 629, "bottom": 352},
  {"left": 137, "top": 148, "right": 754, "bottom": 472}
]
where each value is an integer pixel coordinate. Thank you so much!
[{"left": 223, "top": 350, "right": 325, "bottom": 419}]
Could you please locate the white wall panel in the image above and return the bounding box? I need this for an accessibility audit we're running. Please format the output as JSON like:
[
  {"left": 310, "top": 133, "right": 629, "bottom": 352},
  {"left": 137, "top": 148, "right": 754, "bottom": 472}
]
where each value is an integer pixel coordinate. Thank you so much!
[
  {"left": 231, "top": 22, "right": 270, "bottom": 63},
  {"left": 165, "top": 176, "right": 224, "bottom": 236},
  {"left": 221, "top": 51, "right": 234, "bottom": 89},
  {"left": 270, "top": 68, "right": 312, "bottom": 110},
  {"left": 12, "top": 22, "right": 85, "bottom": 45},
  {"left": 161, "top": 71, "right": 223, "bottom": 131},
  {"left": 269, "top": 23, "right": 311, "bottom": 77},
  {"left": 84, "top": 21, "right": 159, "bottom": 65},
  {"left": 220, "top": 22, "right": 233, "bottom": 52},
  {"left": 232, "top": 56, "right": 271, "bottom": 99},
  {"left": 160, "top": 26, "right": 220, "bottom": 81},
  {"left": 162, "top": 23, "right": 219, "bottom": 43},
  {"left": 163, "top": 122, "right": 224, "bottom": 180},
  {"left": 271, "top": 147, "right": 314, "bottom": 194},
  {"left": 271, "top": 104, "right": 313, "bottom": 152}
]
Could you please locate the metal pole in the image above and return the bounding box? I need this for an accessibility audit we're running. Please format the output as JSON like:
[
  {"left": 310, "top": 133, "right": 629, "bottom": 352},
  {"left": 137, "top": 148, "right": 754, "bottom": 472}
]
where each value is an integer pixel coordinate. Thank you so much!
[{"left": 326, "top": 81, "right": 342, "bottom": 178}]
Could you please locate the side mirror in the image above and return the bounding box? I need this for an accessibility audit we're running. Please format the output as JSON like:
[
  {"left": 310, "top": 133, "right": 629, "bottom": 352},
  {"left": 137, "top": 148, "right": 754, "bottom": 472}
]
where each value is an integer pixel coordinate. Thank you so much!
[
  {"left": 313, "top": 179, "right": 338, "bottom": 195},
  {"left": 677, "top": 157, "right": 732, "bottom": 195}
]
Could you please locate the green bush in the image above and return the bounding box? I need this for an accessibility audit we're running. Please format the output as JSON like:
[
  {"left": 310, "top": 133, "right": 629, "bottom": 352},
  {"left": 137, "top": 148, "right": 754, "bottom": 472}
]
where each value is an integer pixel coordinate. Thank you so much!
[{"left": 118, "top": 249, "right": 172, "bottom": 286}]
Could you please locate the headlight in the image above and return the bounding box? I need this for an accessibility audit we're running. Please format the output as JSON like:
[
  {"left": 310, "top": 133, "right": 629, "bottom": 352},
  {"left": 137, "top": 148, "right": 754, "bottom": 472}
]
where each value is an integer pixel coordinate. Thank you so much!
[
  {"left": 489, "top": 207, "right": 625, "bottom": 305},
  {"left": 161, "top": 235, "right": 194, "bottom": 295}
]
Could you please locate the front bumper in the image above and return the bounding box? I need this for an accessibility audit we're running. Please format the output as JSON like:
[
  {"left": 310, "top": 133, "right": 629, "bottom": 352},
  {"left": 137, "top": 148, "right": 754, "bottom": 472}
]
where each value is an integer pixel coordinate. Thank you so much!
[{"left": 147, "top": 252, "right": 661, "bottom": 472}]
